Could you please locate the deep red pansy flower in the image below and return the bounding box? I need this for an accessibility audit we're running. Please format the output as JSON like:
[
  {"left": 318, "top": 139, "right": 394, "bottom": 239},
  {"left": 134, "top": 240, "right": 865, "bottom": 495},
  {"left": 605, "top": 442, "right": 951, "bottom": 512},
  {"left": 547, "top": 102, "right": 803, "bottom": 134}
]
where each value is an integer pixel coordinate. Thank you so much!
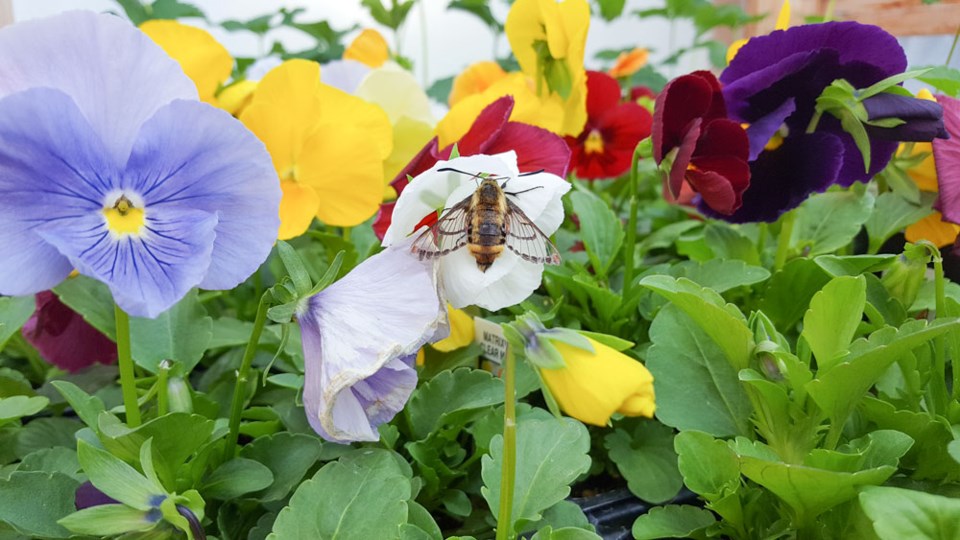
[
  {"left": 564, "top": 71, "right": 652, "bottom": 180},
  {"left": 652, "top": 70, "right": 750, "bottom": 216},
  {"left": 373, "top": 95, "right": 572, "bottom": 239},
  {"left": 22, "top": 291, "right": 117, "bottom": 373}
]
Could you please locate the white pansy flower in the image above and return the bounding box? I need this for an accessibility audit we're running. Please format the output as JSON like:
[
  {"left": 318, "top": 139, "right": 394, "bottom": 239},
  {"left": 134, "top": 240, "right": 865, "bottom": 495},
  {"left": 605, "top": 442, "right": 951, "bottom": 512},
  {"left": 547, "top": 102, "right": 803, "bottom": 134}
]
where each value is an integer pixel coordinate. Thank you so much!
[{"left": 382, "top": 152, "right": 570, "bottom": 310}]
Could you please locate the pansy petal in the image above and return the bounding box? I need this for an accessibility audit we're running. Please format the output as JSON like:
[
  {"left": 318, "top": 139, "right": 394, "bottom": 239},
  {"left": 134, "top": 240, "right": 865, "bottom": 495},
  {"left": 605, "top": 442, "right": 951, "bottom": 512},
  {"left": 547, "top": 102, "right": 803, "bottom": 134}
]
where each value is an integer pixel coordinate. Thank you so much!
[
  {"left": 745, "top": 98, "right": 795, "bottom": 160},
  {"left": 318, "top": 82, "right": 393, "bottom": 160},
  {"left": 0, "top": 11, "right": 197, "bottom": 164},
  {"left": 905, "top": 211, "right": 960, "bottom": 247},
  {"left": 354, "top": 63, "right": 434, "bottom": 126},
  {"left": 125, "top": 100, "right": 280, "bottom": 289},
  {"left": 0, "top": 88, "right": 116, "bottom": 295},
  {"left": 300, "top": 241, "right": 446, "bottom": 443},
  {"left": 707, "top": 132, "right": 844, "bottom": 222},
  {"left": 439, "top": 248, "right": 542, "bottom": 310},
  {"left": 722, "top": 22, "right": 906, "bottom": 88},
  {"left": 652, "top": 74, "right": 713, "bottom": 161},
  {"left": 933, "top": 95, "right": 960, "bottom": 223},
  {"left": 383, "top": 153, "right": 521, "bottom": 246},
  {"left": 278, "top": 180, "right": 321, "bottom": 240},
  {"left": 140, "top": 20, "right": 232, "bottom": 104},
  {"left": 23, "top": 291, "right": 117, "bottom": 373},
  {"left": 585, "top": 71, "right": 622, "bottom": 119},
  {"left": 667, "top": 117, "right": 702, "bottom": 198},
  {"left": 454, "top": 96, "right": 513, "bottom": 156},
  {"left": 498, "top": 170, "right": 570, "bottom": 232},
  {"left": 489, "top": 122, "right": 573, "bottom": 177},
  {"left": 320, "top": 59, "right": 371, "bottom": 94},
  {"left": 37, "top": 208, "right": 218, "bottom": 318},
  {"left": 298, "top": 124, "right": 384, "bottom": 227}
]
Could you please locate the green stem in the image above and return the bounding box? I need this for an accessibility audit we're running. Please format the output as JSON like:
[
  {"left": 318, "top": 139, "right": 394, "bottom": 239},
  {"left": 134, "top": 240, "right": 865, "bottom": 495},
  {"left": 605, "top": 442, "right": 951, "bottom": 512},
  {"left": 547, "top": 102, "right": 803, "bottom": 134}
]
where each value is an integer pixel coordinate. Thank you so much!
[
  {"left": 623, "top": 146, "right": 642, "bottom": 293},
  {"left": 496, "top": 346, "right": 517, "bottom": 540},
  {"left": 342, "top": 226, "right": 352, "bottom": 243},
  {"left": 157, "top": 360, "right": 170, "bottom": 417},
  {"left": 225, "top": 293, "right": 270, "bottom": 458},
  {"left": 114, "top": 304, "right": 141, "bottom": 427},
  {"left": 806, "top": 110, "right": 824, "bottom": 134},
  {"left": 823, "top": 0, "right": 836, "bottom": 22},
  {"left": 931, "top": 255, "right": 950, "bottom": 412},
  {"left": 946, "top": 25, "right": 960, "bottom": 67},
  {"left": 774, "top": 211, "right": 796, "bottom": 271}
]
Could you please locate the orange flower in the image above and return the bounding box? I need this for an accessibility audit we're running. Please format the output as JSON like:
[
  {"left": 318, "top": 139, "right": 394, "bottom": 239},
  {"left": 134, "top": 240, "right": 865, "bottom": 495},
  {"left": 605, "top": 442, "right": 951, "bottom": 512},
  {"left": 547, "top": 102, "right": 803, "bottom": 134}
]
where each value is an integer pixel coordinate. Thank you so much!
[
  {"left": 344, "top": 28, "right": 390, "bottom": 68},
  {"left": 608, "top": 48, "right": 649, "bottom": 79},
  {"left": 449, "top": 61, "right": 507, "bottom": 106}
]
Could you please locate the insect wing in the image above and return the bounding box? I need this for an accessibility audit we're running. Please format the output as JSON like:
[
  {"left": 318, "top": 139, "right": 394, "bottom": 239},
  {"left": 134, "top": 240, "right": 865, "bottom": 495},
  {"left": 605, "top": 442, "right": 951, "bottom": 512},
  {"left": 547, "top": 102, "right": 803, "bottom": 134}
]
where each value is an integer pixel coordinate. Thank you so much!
[
  {"left": 504, "top": 199, "right": 561, "bottom": 265},
  {"left": 411, "top": 197, "right": 471, "bottom": 260}
]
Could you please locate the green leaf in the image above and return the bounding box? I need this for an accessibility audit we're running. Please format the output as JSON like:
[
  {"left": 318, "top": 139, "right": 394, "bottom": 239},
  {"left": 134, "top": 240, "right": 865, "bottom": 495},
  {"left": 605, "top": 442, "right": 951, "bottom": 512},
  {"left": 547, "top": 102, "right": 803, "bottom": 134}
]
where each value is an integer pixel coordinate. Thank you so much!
[
  {"left": 0, "top": 296, "right": 34, "bottom": 353},
  {"left": 865, "top": 192, "right": 935, "bottom": 253},
  {"left": 632, "top": 505, "right": 716, "bottom": 540},
  {"left": 405, "top": 368, "right": 504, "bottom": 440},
  {"left": 570, "top": 190, "right": 624, "bottom": 277},
  {"left": 276, "top": 241, "right": 313, "bottom": 297},
  {"left": 0, "top": 471, "right": 79, "bottom": 538},
  {"left": 114, "top": 0, "right": 151, "bottom": 24},
  {"left": 647, "top": 305, "right": 752, "bottom": 437},
  {"left": 917, "top": 65, "right": 960, "bottom": 97},
  {"left": 861, "top": 486, "right": 960, "bottom": 539},
  {"left": 58, "top": 504, "right": 156, "bottom": 536},
  {"left": 763, "top": 262, "right": 832, "bottom": 335},
  {"left": 240, "top": 432, "right": 322, "bottom": 502},
  {"left": 858, "top": 69, "right": 934, "bottom": 100},
  {"left": 814, "top": 254, "right": 895, "bottom": 277},
  {"left": 77, "top": 440, "right": 161, "bottom": 511},
  {"left": 268, "top": 449, "right": 411, "bottom": 539},
  {"left": 793, "top": 191, "right": 874, "bottom": 257},
  {"left": 406, "top": 501, "right": 442, "bottom": 540},
  {"left": 202, "top": 458, "right": 274, "bottom": 500},
  {"left": 0, "top": 396, "right": 48, "bottom": 427},
  {"left": 129, "top": 290, "right": 212, "bottom": 372},
  {"left": 50, "top": 381, "right": 105, "bottom": 432},
  {"left": 802, "top": 275, "right": 866, "bottom": 371},
  {"left": 98, "top": 412, "right": 214, "bottom": 489},
  {"left": 448, "top": 0, "right": 503, "bottom": 29},
  {"left": 807, "top": 319, "right": 960, "bottom": 424},
  {"left": 16, "top": 447, "right": 81, "bottom": 480},
  {"left": 149, "top": 0, "right": 206, "bottom": 20},
  {"left": 604, "top": 420, "right": 683, "bottom": 503},
  {"left": 739, "top": 454, "right": 895, "bottom": 523},
  {"left": 54, "top": 277, "right": 212, "bottom": 373},
  {"left": 640, "top": 276, "right": 754, "bottom": 372},
  {"left": 426, "top": 75, "right": 454, "bottom": 104},
  {"left": 663, "top": 259, "right": 770, "bottom": 293},
  {"left": 530, "top": 526, "right": 602, "bottom": 540},
  {"left": 482, "top": 418, "right": 591, "bottom": 531},
  {"left": 594, "top": 0, "right": 627, "bottom": 20},
  {"left": 13, "top": 417, "right": 82, "bottom": 459},
  {"left": 674, "top": 430, "right": 740, "bottom": 500}
]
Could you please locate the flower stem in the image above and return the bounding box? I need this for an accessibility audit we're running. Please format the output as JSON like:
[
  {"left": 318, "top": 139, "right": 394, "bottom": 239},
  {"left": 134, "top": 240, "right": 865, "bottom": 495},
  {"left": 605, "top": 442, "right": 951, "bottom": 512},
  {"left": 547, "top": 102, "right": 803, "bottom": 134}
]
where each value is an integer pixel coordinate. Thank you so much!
[
  {"left": 823, "top": 0, "right": 836, "bottom": 22},
  {"left": 932, "top": 254, "right": 950, "bottom": 412},
  {"left": 157, "top": 361, "right": 170, "bottom": 416},
  {"left": 496, "top": 345, "right": 517, "bottom": 540},
  {"left": 225, "top": 293, "right": 269, "bottom": 459},
  {"left": 623, "top": 146, "right": 642, "bottom": 294},
  {"left": 948, "top": 25, "right": 960, "bottom": 67},
  {"left": 774, "top": 211, "right": 796, "bottom": 271},
  {"left": 114, "top": 303, "right": 140, "bottom": 427}
]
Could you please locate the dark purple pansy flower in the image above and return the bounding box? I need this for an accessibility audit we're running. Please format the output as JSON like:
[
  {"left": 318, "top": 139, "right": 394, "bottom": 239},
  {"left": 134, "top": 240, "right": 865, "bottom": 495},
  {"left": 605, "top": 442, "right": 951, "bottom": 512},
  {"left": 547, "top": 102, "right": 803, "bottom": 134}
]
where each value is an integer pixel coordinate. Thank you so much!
[
  {"left": 22, "top": 291, "right": 117, "bottom": 373},
  {"left": 863, "top": 92, "right": 948, "bottom": 142},
  {"left": 716, "top": 21, "right": 908, "bottom": 222}
]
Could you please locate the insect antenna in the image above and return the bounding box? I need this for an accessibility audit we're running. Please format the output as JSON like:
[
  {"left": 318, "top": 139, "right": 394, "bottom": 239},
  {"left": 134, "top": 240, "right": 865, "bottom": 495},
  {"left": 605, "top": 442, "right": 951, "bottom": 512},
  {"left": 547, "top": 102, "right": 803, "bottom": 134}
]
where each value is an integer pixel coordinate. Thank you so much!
[
  {"left": 505, "top": 186, "right": 543, "bottom": 197},
  {"left": 518, "top": 169, "right": 545, "bottom": 176},
  {"left": 437, "top": 167, "right": 486, "bottom": 187}
]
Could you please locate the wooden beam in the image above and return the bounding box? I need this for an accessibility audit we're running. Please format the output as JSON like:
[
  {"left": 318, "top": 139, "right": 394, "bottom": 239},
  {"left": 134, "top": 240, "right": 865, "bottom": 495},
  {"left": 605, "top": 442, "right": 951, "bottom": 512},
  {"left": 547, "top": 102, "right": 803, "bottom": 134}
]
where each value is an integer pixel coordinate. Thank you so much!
[{"left": 737, "top": 0, "right": 960, "bottom": 37}]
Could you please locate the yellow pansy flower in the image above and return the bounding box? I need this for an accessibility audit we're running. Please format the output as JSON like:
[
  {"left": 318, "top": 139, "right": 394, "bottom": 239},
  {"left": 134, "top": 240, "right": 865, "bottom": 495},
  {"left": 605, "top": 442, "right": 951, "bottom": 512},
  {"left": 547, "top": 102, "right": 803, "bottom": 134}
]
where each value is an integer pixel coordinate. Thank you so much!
[
  {"left": 240, "top": 59, "right": 392, "bottom": 239},
  {"left": 344, "top": 28, "right": 390, "bottom": 68},
  {"left": 353, "top": 63, "right": 436, "bottom": 183},
  {"left": 449, "top": 61, "right": 508, "bottom": 106},
  {"left": 540, "top": 338, "right": 656, "bottom": 426},
  {"left": 416, "top": 306, "right": 476, "bottom": 366},
  {"left": 505, "top": 0, "right": 589, "bottom": 136},
  {"left": 140, "top": 19, "right": 232, "bottom": 105}
]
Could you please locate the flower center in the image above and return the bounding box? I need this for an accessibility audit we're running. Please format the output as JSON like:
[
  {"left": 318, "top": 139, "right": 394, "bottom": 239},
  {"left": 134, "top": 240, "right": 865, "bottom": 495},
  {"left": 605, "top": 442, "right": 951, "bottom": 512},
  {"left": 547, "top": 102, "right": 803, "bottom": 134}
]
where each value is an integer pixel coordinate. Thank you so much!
[
  {"left": 584, "top": 129, "right": 605, "bottom": 154},
  {"left": 765, "top": 124, "right": 790, "bottom": 151},
  {"left": 103, "top": 194, "right": 145, "bottom": 236}
]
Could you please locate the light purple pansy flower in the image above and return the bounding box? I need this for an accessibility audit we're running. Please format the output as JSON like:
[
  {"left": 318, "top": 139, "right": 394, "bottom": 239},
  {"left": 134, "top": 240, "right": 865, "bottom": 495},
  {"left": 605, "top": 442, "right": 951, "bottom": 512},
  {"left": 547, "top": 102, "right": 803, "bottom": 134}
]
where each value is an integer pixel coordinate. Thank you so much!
[
  {"left": 298, "top": 239, "right": 447, "bottom": 443},
  {"left": 0, "top": 11, "right": 280, "bottom": 318}
]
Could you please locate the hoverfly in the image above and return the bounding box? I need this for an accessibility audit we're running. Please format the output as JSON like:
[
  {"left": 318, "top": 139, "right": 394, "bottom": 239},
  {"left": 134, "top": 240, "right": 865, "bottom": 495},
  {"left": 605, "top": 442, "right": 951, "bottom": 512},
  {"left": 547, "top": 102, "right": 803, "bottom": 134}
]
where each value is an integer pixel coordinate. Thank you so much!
[{"left": 411, "top": 168, "right": 561, "bottom": 272}]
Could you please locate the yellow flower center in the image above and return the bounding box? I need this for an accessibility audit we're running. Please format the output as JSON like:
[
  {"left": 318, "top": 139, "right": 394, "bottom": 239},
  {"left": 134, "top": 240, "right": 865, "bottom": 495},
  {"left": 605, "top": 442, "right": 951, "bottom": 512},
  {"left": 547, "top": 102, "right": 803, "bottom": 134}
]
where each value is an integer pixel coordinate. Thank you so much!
[
  {"left": 103, "top": 195, "right": 145, "bottom": 236},
  {"left": 584, "top": 129, "right": 604, "bottom": 154}
]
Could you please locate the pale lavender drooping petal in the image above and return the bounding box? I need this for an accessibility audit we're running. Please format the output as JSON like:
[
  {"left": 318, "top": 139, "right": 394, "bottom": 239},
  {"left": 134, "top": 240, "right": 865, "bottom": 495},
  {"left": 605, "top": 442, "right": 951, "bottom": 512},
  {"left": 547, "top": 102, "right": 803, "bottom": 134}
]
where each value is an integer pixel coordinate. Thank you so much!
[
  {"left": 125, "top": 99, "right": 280, "bottom": 291},
  {"left": 0, "top": 11, "right": 197, "bottom": 165},
  {"left": 299, "top": 241, "right": 447, "bottom": 443},
  {"left": 0, "top": 87, "right": 114, "bottom": 296}
]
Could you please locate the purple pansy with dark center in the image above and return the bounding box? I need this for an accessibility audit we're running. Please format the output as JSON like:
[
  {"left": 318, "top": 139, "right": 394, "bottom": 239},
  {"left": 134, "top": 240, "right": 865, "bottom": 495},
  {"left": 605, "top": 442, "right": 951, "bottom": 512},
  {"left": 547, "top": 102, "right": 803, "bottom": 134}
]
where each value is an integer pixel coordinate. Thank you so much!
[
  {"left": 716, "top": 21, "right": 908, "bottom": 222},
  {"left": 0, "top": 12, "right": 280, "bottom": 317},
  {"left": 298, "top": 238, "right": 447, "bottom": 443}
]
